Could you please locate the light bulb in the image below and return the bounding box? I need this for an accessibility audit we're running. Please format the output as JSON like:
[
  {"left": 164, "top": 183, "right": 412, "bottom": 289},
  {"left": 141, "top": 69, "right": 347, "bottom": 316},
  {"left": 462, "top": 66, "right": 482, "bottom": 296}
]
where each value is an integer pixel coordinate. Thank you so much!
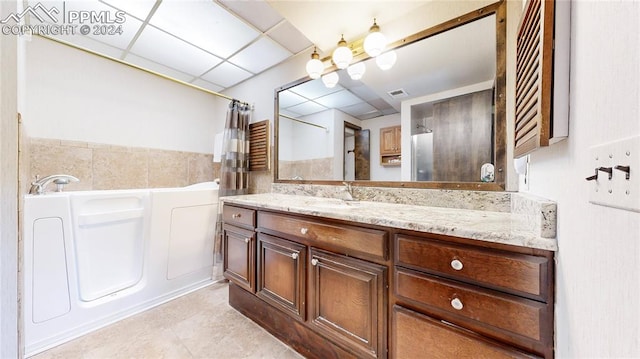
[
  {"left": 364, "top": 19, "right": 386, "bottom": 57},
  {"left": 347, "top": 62, "right": 366, "bottom": 80},
  {"left": 306, "top": 47, "right": 324, "bottom": 79},
  {"left": 332, "top": 35, "right": 352, "bottom": 69},
  {"left": 322, "top": 72, "right": 339, "bottom": 88},
  {"left": 376, "top": 50, "right": 397, "bottom": 71}
]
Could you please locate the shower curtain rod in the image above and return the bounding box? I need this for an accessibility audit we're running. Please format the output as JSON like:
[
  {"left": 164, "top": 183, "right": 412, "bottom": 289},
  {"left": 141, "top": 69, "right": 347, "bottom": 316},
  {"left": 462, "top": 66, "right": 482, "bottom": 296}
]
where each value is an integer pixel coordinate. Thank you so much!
[
  {"left": 279, "top": 114, "right": 328, "bottom": 131},
  {"left": 37, "top": 35, "right": 250, "bottom": 106}
]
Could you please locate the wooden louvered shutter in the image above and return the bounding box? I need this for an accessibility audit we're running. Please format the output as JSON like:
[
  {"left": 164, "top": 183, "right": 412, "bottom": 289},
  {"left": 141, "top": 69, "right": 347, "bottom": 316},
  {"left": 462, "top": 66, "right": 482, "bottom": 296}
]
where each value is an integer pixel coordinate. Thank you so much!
[
  {"left": 248, "top": 120, "right": 270, "bottom": 171},
  {"left": 514, "top": 0, "right": 555, "bottom": 157}
]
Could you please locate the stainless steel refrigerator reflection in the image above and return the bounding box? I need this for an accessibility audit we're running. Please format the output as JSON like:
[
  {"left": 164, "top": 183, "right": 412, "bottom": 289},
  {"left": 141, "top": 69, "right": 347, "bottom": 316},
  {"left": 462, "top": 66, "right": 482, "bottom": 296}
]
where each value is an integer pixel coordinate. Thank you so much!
[{"left": 411, "top": 132, "right": 434, "bottom": 181}]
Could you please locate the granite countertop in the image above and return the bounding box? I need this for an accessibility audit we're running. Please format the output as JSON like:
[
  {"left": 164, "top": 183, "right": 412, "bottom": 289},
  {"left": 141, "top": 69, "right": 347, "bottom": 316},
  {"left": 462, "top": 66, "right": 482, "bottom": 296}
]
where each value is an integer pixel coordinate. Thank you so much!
[{"left": 222, "top": 193, "right": 558, "bottom": 251}]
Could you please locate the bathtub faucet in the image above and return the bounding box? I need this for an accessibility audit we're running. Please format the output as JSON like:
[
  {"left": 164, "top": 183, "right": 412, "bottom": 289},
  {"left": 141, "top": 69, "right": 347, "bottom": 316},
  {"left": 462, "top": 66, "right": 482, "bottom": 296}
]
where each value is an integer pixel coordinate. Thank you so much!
[{"left": 29, "top": 174, "right": 80, "bottom": 194}]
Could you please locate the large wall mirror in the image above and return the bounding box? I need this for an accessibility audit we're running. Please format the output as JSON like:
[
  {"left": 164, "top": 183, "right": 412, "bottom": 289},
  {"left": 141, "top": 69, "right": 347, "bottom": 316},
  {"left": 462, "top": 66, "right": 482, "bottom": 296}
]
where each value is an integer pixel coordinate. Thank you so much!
[{"left": 274, "top": 1, "right": 506, "bottom": 190}]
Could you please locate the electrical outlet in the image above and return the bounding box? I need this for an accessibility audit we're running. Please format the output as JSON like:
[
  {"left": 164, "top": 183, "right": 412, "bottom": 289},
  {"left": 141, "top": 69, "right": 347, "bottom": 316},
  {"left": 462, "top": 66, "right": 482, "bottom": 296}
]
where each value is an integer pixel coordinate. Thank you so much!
[{"left": 588, "top": 136, "right": 639, "bottom": 212}]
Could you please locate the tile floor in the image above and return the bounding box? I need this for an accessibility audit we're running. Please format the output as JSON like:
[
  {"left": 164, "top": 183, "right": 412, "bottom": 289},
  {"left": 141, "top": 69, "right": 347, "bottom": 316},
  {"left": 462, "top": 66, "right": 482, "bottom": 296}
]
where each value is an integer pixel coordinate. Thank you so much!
[{"left": 33, "top": 282, "right": 304, "bottom": 359}]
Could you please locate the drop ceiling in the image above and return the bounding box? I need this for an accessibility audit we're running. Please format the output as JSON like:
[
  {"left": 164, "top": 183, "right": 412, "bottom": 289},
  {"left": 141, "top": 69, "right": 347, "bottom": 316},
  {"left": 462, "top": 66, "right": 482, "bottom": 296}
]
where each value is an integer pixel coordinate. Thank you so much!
[
  {"left": 27, "top": 0, "right": 315, "bottom": 93},
  {"left": 25, "top": 0, "right": 495, "bottom": 121}
]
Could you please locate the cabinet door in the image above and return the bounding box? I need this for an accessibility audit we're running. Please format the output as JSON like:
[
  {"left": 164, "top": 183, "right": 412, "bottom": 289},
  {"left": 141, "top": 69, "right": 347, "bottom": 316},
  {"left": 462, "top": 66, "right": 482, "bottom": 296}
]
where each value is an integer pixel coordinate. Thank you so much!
[
  {"left": 392, "top": 305, "right": 540, "bottom": 359},
  {"left": 257, "top": 233, "right": 306, "bottom": 321},
  {"left": 380, "top": 126, "right": 399, "bottom": 155},
  {"left": 223, "top": 224, "right": 255, "bottom": 293},
  {"left": 309, "top": 248, "right": 387, "bottom": 359}
]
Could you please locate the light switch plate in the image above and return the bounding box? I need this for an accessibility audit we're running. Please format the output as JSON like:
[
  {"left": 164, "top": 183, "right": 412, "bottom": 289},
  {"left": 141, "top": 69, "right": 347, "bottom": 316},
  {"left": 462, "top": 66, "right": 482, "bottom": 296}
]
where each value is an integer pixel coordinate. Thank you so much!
[{"left": 589, "top": 136, "right": 639, "bottom": 212}]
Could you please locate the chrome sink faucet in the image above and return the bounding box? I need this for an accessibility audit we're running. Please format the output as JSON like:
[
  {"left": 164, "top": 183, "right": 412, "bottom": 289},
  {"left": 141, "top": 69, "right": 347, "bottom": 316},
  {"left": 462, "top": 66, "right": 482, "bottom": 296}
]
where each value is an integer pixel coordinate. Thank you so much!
[{"left": 29, "top": 174, "right": 80, "bottom": 194}]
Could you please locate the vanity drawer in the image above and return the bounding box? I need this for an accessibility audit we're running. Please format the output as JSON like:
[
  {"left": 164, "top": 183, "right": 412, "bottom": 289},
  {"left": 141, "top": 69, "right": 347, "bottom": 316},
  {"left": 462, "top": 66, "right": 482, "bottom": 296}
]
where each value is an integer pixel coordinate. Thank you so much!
[
  {"left": 395, "top": 268, "right": 546, "bottom": 343},
  {"left": 395, "top": 235, "right": 548, "bottom": 300},
  {"left": 392, "top": 305, "right": 540, "bottom": 359},
  {"left": 258, "top": 211, "right": 388, "bottom": 260},
  {"left": 223, "top": 205, "right": 256, "bottom": 229}
]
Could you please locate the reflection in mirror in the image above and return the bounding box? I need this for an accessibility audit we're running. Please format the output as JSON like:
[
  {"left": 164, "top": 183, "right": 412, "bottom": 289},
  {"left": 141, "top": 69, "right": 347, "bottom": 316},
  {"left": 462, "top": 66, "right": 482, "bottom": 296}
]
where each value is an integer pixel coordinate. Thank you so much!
[
  {"left": 275, "top": 3, "right": 505, "bottom": 190},
  {"left": 344, "top": 126, "right": 356, "bottom": 181},
  {"left": 407, "top": 88, "right": 494, "bottom": 182}
]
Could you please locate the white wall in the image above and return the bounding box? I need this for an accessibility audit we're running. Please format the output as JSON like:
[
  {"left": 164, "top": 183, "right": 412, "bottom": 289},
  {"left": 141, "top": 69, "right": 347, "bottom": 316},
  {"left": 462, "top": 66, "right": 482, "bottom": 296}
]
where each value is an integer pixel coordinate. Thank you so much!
[
  {"left": 290, "top": 109, "right": 335, "bottom": 161},
  {"left": 362, "top": 114, "right": 401, "bottom": 181},
  {"left": 23, "top": 36, "right": 220, "bottom": 154},
  {"left": 524, "top": 1, "right": 640, "bottom": 357},
  {"left": 0, "top": 1, "right": 19, "bottom": 357}
]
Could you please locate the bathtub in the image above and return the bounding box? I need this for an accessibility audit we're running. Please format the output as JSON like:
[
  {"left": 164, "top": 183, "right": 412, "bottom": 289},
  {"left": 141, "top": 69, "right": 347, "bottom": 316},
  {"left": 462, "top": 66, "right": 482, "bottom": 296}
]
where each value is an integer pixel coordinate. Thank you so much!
[{"left": 23, "top": 182, "right": 220, "bottom": 356}]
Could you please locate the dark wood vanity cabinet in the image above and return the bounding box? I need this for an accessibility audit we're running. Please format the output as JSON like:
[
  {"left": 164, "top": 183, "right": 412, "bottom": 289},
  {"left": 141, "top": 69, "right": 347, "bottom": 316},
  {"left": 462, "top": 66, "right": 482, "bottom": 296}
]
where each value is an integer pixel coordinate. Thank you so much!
[
  {"left": 224, "top": 204, "right": 389, "bottom": 358},
  {"left": 222, "top": 203, "right": 555, "bottom": 359},
  {"left": 256, "top": 233, "right": 306, "bottom": 321},
  {"left": 392, "top": 234, "right": 554, "bottom": 358},
  {"left": 222, "top": 205, "right": 257, "bottom": 293},
  {"left": 309, "top": 248, "right": 387, "bottom": 359}
]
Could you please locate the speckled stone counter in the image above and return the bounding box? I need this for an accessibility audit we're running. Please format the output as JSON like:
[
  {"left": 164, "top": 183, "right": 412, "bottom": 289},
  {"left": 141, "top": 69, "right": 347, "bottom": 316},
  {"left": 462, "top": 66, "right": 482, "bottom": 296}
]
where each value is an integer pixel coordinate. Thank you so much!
[{"left": 222, "top": 193, "right": 558, "bottom": 251}]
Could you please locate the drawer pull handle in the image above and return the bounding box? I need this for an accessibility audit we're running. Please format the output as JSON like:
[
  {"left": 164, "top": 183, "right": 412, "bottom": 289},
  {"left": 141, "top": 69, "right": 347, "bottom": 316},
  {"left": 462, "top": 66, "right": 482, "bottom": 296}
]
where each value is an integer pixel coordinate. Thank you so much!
[
  {"left": 232, "top": 213, "right": 242, "bottom": 219},
  {"left": 450, "top": 259, "right": 463, "bottom": 271},
  {"left": 291, "top": 252, "right": 298, "bottom": 260},
  {"left": 244, "top": 237, "right": 250, "bottom": 244},
  {"left": 311, "top": 258, "right": 319, "bottom": 266},
  {"left": 300, "top": 227, "right": 309, "bottom": 235},
  {"left": 451, "top": 298, "right": 464, "bottom": 310}
]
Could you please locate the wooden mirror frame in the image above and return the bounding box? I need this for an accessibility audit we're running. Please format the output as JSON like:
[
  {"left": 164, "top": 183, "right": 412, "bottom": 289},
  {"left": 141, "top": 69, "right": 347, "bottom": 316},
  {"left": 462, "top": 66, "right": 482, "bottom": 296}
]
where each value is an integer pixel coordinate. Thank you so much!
[{"left": 273, "top": 1, "right": 506, "bottom": 191}]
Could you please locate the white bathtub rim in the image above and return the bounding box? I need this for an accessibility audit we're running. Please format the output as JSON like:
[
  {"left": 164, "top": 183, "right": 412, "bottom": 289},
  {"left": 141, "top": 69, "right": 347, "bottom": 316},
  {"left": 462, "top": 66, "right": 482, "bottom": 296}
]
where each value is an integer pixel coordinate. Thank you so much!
[{"left": 24, "top": 182, "right": 220, "bottom": 199}]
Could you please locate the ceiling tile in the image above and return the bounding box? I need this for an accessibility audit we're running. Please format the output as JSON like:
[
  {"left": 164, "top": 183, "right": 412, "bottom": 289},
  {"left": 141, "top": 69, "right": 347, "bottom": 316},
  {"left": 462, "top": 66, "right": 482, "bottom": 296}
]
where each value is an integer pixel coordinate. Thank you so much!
[
  {"left": 279, "top": 108, "right": 300, "bottom": 118},
  {"left": 315, "top": 90, "right": 365, "bottom": 108},
  {"left": 129, "top": 25, "right": 222, "bottom": 76},
  {"left": 368, "top": 97, "right": 396, "bottom": 111},
  {"left": 124, "top": 54, "right": 195, "bottom": 83},
  {"left": 359, "top": 111, "right": 385, "bottom": 120},
  {"left": 191, "top": 79, "right": 225, "bottom": 93},
  {"left": 268, "top": 21, "right": 313, "bottom": 54},
  {"left": 340, "top": 102, "right": 379, "bottom": 117},
  {"left": 218, "top": 0, "right": 283, "bottom": 32},
  {"left": 349, "top": 84, "right": 384, "bottom": 102},
  {"left": 286, "top": 101, "right": 328, "bottom": 117},
  {"left": 100, "top": 0, "right": 156, "bottom": 21},
  {"left": 54, "top": 1, "right": 143, "bottom": 50},
  {"left": 50, "top": 33, "right": 124, "bottom": 59},
  {"left": 290, "top": 79, "right": 342, "bottom": 100},
  {"left": 278, "top": 90, "right": 307, "bottom": 108},
  {"left": 150, "top": 0, "right": 259, "bottom": 58},
  {"left": 228, "top": 37, "right": 291, "bottom": 74},
  {"left": 201, "top": 62, "right": 253, "bottom": 88}
]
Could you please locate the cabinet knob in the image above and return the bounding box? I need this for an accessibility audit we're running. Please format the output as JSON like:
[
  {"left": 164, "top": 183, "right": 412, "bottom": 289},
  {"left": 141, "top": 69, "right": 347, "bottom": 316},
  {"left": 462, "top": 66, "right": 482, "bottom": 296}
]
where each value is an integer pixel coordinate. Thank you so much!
[
  {"left": 450, "top": 259, "right": 464, "bottom": 271},
  {"left": 232, "top": 213, "right": 242, "bottom": 219},
  {"left": 244, "top": 237, "right": 250, "bottom": 244},
  {"left": 311, "top": 258, "right": 319, "bottom": 266},
  {"left": 450, "top": 297, "right": 464, "bottom": 310},
  {"left": 300, "top": 227, "right": 309, "bottom": 235},
  {"left": 291, "top": 252, "right": 298, "bottom": 260}
]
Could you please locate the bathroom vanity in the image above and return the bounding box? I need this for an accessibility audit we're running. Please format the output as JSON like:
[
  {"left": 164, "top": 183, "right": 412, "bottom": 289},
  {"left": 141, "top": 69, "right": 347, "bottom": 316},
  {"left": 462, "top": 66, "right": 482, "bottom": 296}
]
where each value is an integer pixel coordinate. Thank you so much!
[{"left": 221, "top": 193, "right": 556, "bottom": 358}]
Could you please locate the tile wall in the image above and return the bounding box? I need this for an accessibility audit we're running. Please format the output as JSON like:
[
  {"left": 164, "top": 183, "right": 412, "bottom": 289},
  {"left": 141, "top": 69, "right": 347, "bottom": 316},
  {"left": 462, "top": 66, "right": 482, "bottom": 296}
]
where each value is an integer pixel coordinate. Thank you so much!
[
  {"left": 25, "top": 138, "right": 219, "bottom": 193},
  {"left": 278, "top": 157, "right": 334, "bottom": 181}
]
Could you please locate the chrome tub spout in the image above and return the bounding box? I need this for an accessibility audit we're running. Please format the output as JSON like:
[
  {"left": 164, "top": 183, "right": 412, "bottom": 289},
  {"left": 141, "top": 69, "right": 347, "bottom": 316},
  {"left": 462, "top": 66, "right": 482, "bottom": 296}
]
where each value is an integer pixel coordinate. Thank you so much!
[{"left": 29, "top": 174, "right": 80, "bottom": 194}]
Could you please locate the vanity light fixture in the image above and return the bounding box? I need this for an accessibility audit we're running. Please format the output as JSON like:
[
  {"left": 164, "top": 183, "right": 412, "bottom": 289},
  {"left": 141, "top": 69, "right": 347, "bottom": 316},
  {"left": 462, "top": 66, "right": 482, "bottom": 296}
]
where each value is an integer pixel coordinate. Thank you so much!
[
  {"left": 347, "top": 62, "right": 366, "bottom": 80},
  {"left": 332, "top": 34, "right": 353, "bottom": 69},
  {"left": 364, "top": 18, "right": 386, "bottom": 57},
  {"left": 322, "top": 72, "right": 339, "bottom": 88},
  {"left": 376, "top": 50, "right": 397, "bottom": 70},
  {"left": 305, "top": 47, "right": 324, "bottom": 79}
]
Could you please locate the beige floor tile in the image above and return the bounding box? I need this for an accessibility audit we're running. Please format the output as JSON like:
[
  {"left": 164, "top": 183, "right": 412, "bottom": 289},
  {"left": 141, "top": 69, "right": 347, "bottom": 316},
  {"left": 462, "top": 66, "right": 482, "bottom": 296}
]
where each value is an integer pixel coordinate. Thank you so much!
[{"left": 32, "top": 282, "right": 304, "bottom": 359}]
